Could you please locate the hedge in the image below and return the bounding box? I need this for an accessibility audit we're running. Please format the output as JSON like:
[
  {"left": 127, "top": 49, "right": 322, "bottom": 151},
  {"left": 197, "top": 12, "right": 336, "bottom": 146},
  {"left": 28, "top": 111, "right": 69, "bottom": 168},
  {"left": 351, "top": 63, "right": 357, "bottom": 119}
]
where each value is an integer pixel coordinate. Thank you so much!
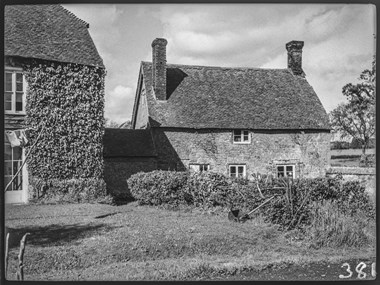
[
  {"left": 20, "top": 59, "right": 107, "bottom": 202},
  {"left": 128, "top": 170, "right": 374, "bottom": 229}
]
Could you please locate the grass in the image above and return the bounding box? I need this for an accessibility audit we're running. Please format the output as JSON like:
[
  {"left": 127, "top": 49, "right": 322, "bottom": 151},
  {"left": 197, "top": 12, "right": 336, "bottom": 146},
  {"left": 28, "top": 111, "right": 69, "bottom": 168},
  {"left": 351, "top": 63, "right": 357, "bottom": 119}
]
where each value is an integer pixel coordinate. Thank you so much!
[{"left": 4, "top": 202, "right": 376, "bottom": 281}]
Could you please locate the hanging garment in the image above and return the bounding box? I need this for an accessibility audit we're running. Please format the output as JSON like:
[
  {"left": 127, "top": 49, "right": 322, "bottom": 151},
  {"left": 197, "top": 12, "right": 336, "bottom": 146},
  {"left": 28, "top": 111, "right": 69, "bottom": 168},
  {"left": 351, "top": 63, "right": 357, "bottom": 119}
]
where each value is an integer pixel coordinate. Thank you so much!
[
  {"left": 19, "top": 130, "right": 29, "bottom": 147},
  {"left": 5, "top": 131, "right": 21, "bottom": 147}
]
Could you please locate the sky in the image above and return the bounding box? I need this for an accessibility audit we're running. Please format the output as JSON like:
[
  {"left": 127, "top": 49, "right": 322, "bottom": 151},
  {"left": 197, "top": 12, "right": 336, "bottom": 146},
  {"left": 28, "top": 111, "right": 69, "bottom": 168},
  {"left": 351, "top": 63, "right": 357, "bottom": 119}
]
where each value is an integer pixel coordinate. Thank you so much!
[{"left": 63, "top": 4, "right": 376, "bottom": 125}]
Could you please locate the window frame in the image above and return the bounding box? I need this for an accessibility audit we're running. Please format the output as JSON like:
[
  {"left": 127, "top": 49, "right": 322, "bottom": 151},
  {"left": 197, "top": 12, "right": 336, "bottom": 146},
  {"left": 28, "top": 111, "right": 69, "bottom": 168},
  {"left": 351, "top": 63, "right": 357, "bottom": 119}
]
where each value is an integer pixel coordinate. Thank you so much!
[
  {"left": 276, "top": 164, "right": 295, "bottom": 179},
  {"left": 189, "top": 163, "right": 210, "bottom": 173},
  {"left": 4, "top": 138, "right": 23, "bottom": 191},
  {"left": 4, "top": 67, "right": 26, "bottom": 115},
  {"left": 232, "top": 130, "right": 251, "bottom": 144},
  {"left": 228, "top": 164, "right": 246, "bottom": 178}
]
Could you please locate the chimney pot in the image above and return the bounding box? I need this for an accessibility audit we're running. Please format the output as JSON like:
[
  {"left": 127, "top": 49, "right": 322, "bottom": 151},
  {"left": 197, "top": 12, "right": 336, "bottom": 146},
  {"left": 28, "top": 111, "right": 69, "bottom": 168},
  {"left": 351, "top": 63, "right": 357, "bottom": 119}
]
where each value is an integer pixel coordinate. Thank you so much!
[
  {"left": 286, "top": 40, "right": 305, "bottom": 77},
  {"left": 152, "top": 38, "right": 168, "bottom": 100}
]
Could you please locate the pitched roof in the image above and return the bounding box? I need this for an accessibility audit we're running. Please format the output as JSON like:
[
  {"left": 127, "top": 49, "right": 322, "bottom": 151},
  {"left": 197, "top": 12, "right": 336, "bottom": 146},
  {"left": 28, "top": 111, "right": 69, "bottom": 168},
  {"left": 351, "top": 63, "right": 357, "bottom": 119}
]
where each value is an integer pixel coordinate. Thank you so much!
[
  {"left": 139, "top": 62, "right": 330, "bottom": 130},
  {"left": 103, "top": 128, "right": 156, "bottom": 158},
  {"left": 5, "top": 5, "right": 104, "bottom": 68}
]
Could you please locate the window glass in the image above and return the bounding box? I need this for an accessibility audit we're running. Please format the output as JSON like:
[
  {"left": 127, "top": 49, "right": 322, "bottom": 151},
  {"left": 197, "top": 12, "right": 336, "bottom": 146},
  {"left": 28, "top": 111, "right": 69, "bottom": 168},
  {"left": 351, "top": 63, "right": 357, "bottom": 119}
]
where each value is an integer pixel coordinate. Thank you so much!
[
  {"left": 277, "top": 165, "right": 294, "bottom": 178},
  {"left": 16, "top": 73, "right": 23, "bottom": 92},
  {"left": 233, "top": 130, "right": 250, "bottom": 143},
  {"left": 16, "top": 93, "right": 23, "bottom": 111},
  {"left": 5, "top": 73, "right": 12, "bottom": 91}
]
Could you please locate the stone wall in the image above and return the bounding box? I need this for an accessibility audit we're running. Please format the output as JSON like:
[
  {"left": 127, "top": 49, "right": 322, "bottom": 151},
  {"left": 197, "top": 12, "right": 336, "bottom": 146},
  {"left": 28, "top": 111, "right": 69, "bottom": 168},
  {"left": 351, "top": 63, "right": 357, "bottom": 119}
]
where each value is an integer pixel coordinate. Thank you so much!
[
  {"left": 151, "top": 128, "right": 331, "bottom": 178},
  {"left": 326, "top": 167, "right": 376, "bottom": 199},
  {"left": 104, "top": 157, "right": 157, "bottom": 196}
]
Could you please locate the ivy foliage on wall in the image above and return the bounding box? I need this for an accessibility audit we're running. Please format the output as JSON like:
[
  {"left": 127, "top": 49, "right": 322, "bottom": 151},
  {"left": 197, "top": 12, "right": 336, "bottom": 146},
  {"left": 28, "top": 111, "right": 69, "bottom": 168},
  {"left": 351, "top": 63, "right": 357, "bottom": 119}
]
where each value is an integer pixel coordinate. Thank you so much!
[{"left": 22, "top": 59, "right": 106, "bottom": 201}]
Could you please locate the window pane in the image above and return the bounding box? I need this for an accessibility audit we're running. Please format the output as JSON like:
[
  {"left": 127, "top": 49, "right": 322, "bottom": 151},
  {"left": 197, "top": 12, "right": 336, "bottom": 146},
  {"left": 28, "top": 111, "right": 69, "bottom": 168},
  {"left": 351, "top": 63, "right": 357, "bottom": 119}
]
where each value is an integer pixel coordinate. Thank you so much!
[
  {"left": 277, "top": 166, "right": 284, "bottom": 171},
  {"left": 286, "top": 166, "right": 293, "bottom": 171},
  {"left": 230, "top": 166, "right": 236, "bottom": 176},
  {"left": 4, "top": 176, "right": 12, "bottom": 190},
  {"left": 4, "top": 162, "right": 12, "bottom": 175},
  {"left": 243, "top": 135, "right": 249, "bottom": 141},
  {"left": 13, "top": 160, "right": 21, "bottom": 174},
  {"left": 16, "top": 73, "right": 23, "bottom": 91},
  {"left": 189, "top": 164, "right": 199, "bottom": 172},
  {"left": 5, "top": 102, "right": 12, "bottom": 110},
  {"left": 243, "top": 130, "right": 249, "bottom": 136},
  {"left": 16, "top": 93, "right": 23, "bottom": 111},
  {"left": 5, "top": 92, "right": 12, "bottom": 101},
  {"left": 5, "top": 73, "right": 12, "bottom": 91},
  {"left": 14, "top": 175, "right": 22, "bottom": 191},
  {"left": 234, "top": 135, "right": 241, "bottom": 142},
  {"left": 13, "top": 146, "right": 22, "bottom": 160},
  {"left": 238, "top": 166, "right": 244, "bottom": 174},
  {"left": 4, "top": 143, "right": 12, "bottom": 160}
]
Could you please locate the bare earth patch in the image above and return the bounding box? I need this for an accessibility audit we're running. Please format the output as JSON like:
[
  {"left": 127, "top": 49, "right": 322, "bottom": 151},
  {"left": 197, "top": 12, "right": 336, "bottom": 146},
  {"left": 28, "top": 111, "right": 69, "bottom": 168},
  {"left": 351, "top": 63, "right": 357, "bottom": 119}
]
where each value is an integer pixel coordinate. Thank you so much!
[{"left": 4, "top": 202, "right": 375, "bottom": 281}]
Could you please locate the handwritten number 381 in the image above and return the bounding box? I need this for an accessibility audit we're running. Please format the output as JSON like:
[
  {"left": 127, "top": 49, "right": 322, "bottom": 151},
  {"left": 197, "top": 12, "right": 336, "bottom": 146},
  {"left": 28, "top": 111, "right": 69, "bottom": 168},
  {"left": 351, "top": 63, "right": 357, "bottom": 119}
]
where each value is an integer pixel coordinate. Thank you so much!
[{"left": 339, "top": 262, "right": 376, "bottom": 279}]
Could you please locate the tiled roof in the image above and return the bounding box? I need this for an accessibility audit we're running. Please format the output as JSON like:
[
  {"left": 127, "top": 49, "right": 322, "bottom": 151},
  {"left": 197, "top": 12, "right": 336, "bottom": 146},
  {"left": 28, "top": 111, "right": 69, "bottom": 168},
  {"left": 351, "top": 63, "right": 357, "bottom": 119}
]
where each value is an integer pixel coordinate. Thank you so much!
[
  {"left": 103, "top": 128, "right": 156, "bottom": 158},
  {"left": 140, "top": 62, "right": 330, "bottom": 130},
  {"left": 5, "top": 5, "right": 104, "bottom": 68}
]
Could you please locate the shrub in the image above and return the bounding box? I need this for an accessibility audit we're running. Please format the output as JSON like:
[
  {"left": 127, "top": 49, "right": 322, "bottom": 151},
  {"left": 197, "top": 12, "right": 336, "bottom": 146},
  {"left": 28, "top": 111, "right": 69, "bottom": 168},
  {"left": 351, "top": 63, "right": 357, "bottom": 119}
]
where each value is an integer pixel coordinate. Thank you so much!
[
  {"left": 29, "top": 177, "right": 107, "bottom": 203},
  {"left": 128, "top": 170, "right": 188, "bottom": 206}
]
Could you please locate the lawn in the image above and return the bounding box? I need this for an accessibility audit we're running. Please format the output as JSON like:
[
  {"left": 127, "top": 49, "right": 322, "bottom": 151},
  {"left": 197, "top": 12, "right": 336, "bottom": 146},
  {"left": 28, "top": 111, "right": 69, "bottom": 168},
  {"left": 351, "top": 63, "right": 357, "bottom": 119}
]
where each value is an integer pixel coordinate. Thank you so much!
[{"left": 4, "top": 202, "right": 376, "bottom": 281}]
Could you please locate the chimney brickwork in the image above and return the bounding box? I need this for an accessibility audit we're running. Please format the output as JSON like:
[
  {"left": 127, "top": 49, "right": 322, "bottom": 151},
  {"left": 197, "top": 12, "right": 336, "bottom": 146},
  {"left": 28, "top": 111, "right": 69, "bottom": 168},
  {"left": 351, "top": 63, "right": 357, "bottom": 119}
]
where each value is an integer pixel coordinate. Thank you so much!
[
  {"left": 286, "top": 41, "right": 305, "bottom": 77},
  {"left": 152, "top": 38, "right": 168, "bottom": 100}
]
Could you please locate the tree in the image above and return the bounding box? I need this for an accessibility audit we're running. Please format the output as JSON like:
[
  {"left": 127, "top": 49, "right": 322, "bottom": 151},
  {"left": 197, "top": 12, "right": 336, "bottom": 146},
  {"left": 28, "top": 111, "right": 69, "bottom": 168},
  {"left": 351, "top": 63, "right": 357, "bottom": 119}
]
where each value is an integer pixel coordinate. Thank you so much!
[
  {"left": 330, "top": 59, "right": 375, "bottom": 156},
  {"left": 104, "top": 118, "right": 121, "bottom": 128}
]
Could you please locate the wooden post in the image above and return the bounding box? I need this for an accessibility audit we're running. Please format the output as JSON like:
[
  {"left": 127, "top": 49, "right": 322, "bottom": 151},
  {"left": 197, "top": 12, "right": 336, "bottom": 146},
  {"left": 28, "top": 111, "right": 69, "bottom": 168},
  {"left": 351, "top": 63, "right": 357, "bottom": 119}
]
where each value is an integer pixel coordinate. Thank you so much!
[
  {"left": 5, "top": 233, "right": 9, "bottom": 279},
  {"left": 16, "top": 233, "right": 30, "bottom": 281}
]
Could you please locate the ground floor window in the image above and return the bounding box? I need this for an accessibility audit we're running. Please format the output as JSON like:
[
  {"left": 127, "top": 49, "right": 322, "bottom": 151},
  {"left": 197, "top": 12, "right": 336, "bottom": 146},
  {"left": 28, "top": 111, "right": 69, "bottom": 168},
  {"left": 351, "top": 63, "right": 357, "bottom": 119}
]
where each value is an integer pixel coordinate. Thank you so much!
[
  {"left": 4, "top": 136, "right": 23, "bottom": 190},
  {"left": 229, "top": 164, "right": 246, "bottom": 178},
  {"left": 189, "top": 164, "right": 209, "bottom": 172},
  {"left": 276, "top": 165, "right": 295, "bottom": 179}
]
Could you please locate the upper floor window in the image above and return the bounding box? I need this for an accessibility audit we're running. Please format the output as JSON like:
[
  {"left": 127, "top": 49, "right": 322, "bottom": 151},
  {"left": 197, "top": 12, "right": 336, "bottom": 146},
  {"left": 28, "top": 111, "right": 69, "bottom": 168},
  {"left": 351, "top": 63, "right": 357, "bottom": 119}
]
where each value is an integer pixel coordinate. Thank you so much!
[
  {"left": 229, "top": 164, "right": 246, "bottom": 178},
  {"left": 5, "top": 69, "right": 26, "bottom": 114},
  {"left": 277, "top": 165, "right": 295, "bottom": 179},
  {"left": 233, "top": 130, "right": 250, "bottom": 144},
  {"left": 189, "top": 164, "right": 209, "bottom": 173}
]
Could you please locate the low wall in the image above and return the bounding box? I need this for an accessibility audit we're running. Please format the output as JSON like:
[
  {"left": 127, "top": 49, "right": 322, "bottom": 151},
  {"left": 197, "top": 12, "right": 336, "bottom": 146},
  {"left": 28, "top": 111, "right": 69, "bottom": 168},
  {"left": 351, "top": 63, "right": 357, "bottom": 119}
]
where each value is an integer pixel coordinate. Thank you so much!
[{"left": 326, "top": 167, "right": 376, "bottom": 199}]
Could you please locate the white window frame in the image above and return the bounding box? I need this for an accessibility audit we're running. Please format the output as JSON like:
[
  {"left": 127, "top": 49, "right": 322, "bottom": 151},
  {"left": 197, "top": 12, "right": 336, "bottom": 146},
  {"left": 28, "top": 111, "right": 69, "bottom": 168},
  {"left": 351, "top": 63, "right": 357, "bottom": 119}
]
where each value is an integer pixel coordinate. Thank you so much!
[
  {"left": 189, "top": 163, "right": 210, "bottom": 173},
  {"left": 276, "top": 164, "right": 295, "bottom": 179},
  {"left": 233, "top": 130, "right": 251, "bottom": 144},
  {"left": 4, "top": 67, "right": 26, "bottom": 114},
  {"left": 229, "top": 164, "right": 246, "bottom": 178},
  {"left": 4, "top": 139, "right": 23, "bottom": 191}
]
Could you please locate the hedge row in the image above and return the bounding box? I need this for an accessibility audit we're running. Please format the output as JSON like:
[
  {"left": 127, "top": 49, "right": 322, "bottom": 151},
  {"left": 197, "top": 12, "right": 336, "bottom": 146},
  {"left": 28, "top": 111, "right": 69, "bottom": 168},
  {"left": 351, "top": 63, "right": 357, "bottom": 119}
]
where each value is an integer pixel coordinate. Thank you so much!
[{"left": 128, "top": 170, "right": 374, "bottom": 229}]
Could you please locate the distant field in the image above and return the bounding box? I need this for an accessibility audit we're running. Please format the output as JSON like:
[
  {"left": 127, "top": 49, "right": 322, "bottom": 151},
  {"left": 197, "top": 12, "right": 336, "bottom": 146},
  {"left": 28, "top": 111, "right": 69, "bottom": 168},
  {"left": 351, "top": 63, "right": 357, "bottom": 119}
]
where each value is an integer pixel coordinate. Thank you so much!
[
  {"left": 330, "top": 148, "right": 375, "bottom": 167},
  {"left": 331, "top": 148, "right": 375, "bottom": 157}
]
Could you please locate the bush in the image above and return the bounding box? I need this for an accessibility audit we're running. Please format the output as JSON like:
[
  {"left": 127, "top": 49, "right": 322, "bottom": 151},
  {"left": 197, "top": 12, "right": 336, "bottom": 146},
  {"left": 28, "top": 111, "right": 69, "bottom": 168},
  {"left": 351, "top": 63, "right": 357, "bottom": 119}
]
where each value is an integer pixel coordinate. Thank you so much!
[
  {"left": 29, "top": 177, "right": 107, "bottom": 203},
  {"left": 330, "top": 141, "right": 350, "bottom": 150}
]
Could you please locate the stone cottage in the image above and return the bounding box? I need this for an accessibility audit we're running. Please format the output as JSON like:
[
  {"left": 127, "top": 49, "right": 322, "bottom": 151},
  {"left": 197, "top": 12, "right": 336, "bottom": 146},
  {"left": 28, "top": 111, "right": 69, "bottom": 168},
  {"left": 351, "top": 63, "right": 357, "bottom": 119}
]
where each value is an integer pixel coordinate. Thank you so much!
[
  {"left": 104, "top": 38, "right": 331, "bottom": 195},
  {"left": 4, "top": 5, "right": 105, "bottom": 203}
]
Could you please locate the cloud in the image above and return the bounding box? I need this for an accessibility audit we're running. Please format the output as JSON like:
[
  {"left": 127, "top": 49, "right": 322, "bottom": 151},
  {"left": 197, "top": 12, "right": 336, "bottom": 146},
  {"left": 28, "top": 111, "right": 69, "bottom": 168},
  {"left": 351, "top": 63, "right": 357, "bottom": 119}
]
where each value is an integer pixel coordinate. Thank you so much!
[{"left": 105, "top": 85, "right": 135, "bottom": 123}]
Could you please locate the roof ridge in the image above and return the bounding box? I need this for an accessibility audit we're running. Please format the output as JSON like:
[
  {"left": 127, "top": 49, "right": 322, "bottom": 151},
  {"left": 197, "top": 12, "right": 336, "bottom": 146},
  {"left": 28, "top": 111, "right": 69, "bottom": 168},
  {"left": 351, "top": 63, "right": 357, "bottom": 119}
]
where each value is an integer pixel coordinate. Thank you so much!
[{"left": 142, "top": 61, "right": 288, "bottom": 71}]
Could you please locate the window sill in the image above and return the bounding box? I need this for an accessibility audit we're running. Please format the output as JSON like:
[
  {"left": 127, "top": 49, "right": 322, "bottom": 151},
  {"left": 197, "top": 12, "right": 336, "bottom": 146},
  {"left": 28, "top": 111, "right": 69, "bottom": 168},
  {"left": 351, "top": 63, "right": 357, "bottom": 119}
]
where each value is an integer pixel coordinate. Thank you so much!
[
  {"left": 233, "top": 142, "right": 251, "bottom": 145},
  {"left": 5, "top": 112, "right": 26, "bottom": 116}
]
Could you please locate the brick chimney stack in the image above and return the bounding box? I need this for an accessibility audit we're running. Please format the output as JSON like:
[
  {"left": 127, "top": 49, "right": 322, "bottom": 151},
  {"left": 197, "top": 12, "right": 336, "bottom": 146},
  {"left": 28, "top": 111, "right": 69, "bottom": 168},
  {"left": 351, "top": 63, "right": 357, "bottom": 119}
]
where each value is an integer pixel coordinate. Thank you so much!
[
  {"left": 152, "top": 38, "right": 168, "bottom": 100},
  {"left": 286, "top": 41, "right": 305, "bottom": 77}
]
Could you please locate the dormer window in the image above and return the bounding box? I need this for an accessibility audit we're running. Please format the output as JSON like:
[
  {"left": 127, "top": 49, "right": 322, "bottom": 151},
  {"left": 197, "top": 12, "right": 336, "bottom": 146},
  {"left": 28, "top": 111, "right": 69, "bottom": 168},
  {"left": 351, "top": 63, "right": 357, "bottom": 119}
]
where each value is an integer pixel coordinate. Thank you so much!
[
  {"left": 233, "top": 130, "right": 250, "bottom": 144},
  {"left": 5, "top": 69, "right": 26, "bottom": 114}
]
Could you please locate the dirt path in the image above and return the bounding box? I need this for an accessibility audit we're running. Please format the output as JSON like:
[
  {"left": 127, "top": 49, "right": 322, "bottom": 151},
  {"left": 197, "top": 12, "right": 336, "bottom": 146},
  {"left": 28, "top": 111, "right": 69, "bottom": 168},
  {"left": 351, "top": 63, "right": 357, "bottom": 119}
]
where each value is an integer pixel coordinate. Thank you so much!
[{"left": 212, "top": 258, "right": 376, "bottom": 281}]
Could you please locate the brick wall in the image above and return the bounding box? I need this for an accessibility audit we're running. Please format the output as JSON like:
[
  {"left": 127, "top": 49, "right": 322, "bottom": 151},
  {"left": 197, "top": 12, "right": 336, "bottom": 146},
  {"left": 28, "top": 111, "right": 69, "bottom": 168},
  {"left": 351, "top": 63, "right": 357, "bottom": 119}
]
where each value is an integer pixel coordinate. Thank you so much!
[
  {"left": 104, "top": 157, "right": 157, "bottom": 196},
  {"left": 151, "top": 128, "right": 331, "bottom": 178}
]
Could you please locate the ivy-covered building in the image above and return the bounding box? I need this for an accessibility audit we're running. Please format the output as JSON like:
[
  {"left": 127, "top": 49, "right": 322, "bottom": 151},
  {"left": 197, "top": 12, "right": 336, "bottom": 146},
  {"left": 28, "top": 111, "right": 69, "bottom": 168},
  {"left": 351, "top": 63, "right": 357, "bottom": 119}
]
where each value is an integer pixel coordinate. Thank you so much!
[
  {"left": 4, "top": 5, "right": 106, "bottom": 203},
  {"left": 104, "top": 38, "right": 331, "bottom": 196}
]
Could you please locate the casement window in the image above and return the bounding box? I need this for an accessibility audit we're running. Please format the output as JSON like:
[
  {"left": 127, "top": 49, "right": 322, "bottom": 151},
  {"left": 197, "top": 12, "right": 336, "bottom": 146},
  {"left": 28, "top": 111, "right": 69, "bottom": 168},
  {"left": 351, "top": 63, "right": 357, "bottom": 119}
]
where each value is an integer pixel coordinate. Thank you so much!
[
  {"left": 277, "top": 165, "right": 295, "bottom": 179},
  {"left": 233, "top": 130, "right": 250, "bottom": 144},
  {"left": 189, "top": 164, "right": 209, "bottom": 172},
  {"left": 5, "top": 69, "right": 26, "bottom": 114},
  {"left": 4, "top": 137, "right": 23, "bottom": 191},
  {"left": 229, "top": 164, "right": 246, "bottom": 178}
]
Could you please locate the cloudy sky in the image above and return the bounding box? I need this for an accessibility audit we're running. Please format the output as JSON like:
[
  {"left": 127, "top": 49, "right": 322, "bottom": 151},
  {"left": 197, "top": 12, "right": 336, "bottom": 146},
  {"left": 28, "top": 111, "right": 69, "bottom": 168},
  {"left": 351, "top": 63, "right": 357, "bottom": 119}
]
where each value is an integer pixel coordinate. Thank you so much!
[{"left": 63, "top": 4, "right": 376, "bottom": 125}]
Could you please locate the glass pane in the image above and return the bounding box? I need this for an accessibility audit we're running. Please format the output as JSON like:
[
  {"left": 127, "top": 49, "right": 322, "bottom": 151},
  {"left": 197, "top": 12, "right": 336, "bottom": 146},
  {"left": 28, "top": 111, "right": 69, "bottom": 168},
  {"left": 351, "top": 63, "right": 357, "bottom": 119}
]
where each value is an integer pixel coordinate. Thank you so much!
[
  {"left": 4, "top": 162, "right": 12, "bottom": 175},
  {"left": 277, "top": 166, "right": 284, "bottom": 171},
  {"left": 16, "top": 83, "right": 23, "bottom": 92},
  {"left": 238, "top": 166, "right": 244, "bottom": 174},
  {"left": 16, "top": 93, "right": 23, "bottom": 111},
  {"left": 13, "top": 160, "right": 21, "bottom": 173},
  {"left": 243, "top": 135, "right": 249, "bottom": 141},
  {"left": 5, "top": 73, "right": 12, "bottom": 91},
  {"left": 286, "top": 166, "right": 293, "bottom": 171},
  {"left": 5, "top": 92, "right": 12, "bottom": 101},
  {"left": 4, "top": 143, "right": 12, "bottom": 160},
  {"left": 189, "top": 164, "right": 199, "bottom": 172},
  {"left": 234, "top": 136, "right": 241, "bottom": 142},
  {"left": 16, "top": 73, "right": 23, "bottom": 89},
  {"left": 5, "top": 102, "right": 12, "bottom": 110},
  {"left": 13, "top": 146, "right": 22, "bottom": 160},
  {"left": 4, "top": 176, "right": 12, "bottom": 190},
  {"left": 14, "top": 174, "right": 22, "bottom": 191},
  {"left": 243, "top": 130, "right": 249, "bottom": 136},
  {"left": 230, "top": 166, "right": 236, "bottom": 176}
]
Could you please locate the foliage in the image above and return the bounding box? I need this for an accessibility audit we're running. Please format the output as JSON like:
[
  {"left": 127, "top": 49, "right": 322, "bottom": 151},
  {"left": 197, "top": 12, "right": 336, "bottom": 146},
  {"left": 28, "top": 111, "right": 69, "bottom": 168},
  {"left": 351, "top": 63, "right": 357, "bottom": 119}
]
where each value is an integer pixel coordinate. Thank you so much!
[
  {"left": 22, "top": 59, "right": 106, "bottom": 200},
  {"left": 306, "top": 200, "right": 375, "bottom": 248},
  {"left": 104, "top": 118, "right": 121, "bottom": 128},
  {"left": 330, "top": 141, "right": 350, "bottom": 150},
  {"left": 128, "top": 170, "right": 374, "bottom": 231},
  {"left": 29, "top": 177, "right": 107, "bottom": 203},
  {"left": 329, "top": 59, "right": 375, "bottom": 155}
]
